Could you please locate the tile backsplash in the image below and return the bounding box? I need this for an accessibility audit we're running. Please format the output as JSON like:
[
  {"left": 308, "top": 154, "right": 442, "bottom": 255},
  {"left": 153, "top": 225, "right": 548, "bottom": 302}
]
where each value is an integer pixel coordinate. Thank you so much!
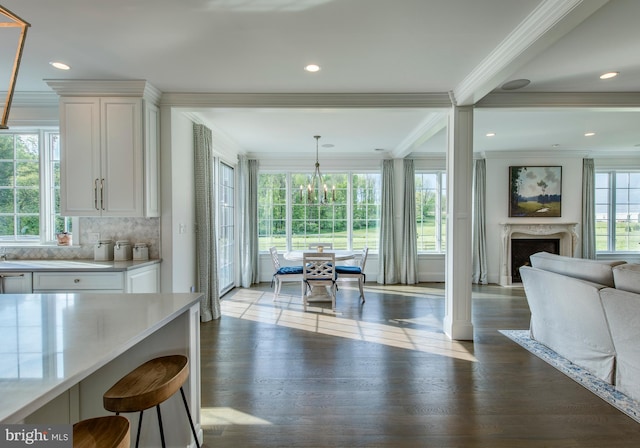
[{"left": 3, "top": 217, "right": 160, "bottom": 260}]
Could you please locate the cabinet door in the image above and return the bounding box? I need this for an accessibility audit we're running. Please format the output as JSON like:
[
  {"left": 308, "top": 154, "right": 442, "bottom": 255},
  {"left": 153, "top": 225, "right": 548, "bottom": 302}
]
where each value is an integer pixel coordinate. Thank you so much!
[
  {"left": 60, "top": 97, "right": 101, "bottom": 216},
  {"left": 1, "top": 273, "right": 33, "bottom": 293},
  {"left": 126, "top": 264, "right": 159, "bottom": 293},
  {"left": 101, "top": 98, "right": 144, "bottom": 217}
]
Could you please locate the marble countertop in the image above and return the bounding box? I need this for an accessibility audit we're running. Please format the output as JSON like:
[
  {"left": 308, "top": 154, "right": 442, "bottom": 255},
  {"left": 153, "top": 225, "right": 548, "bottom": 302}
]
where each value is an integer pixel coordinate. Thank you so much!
[
  {"left": 0, "top": 259, "right": 160, "bottom": 272},
  {"left": 0, "top": 292, "right": 202, "bottom": 423}
]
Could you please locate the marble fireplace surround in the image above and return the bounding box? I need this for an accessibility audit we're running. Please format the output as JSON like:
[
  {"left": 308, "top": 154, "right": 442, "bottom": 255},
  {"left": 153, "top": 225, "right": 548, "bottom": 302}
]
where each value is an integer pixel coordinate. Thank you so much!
[{"left": 499, "top": 222, "right": 579, "bottom": 286}]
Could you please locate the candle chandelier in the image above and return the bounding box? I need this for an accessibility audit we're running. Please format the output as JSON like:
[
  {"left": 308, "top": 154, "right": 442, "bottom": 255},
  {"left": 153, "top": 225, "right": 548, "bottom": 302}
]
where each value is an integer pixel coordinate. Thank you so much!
[
  {"left": 301, "top": 135, "right": 334, "bottom": 204},
  {"left": 0, "top": 5, "right": 30, "bottom": 130}
]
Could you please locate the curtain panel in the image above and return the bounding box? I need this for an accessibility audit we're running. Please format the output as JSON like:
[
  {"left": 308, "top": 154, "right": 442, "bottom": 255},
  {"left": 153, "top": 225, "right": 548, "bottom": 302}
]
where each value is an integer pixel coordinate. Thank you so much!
[
  {"left": 193, "top": 124, "right": 220, "bottom": 321},
  {"left": 400, "top": 159, "right": 418, "bottom": 284},
  {"left": 238, "top": 156, "right": 259, "bottom": 287},
  {"left": 378, "top": 159, "right": 398, "bottom": 284},
  {"left": 582, "top": 158, "right": 596, "bottom": 259},
  {"left": 472, "top": 159, "right": 488, "bottom": 284}
]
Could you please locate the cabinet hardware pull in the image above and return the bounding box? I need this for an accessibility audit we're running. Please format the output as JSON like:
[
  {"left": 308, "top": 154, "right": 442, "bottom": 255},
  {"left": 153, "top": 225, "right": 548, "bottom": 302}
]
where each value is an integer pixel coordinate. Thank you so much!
[
  {"left": 94, "top": 179, "right": 99, "bottom": 210},
  {"left": 100, "top": 178, "right": 105, "bottom": 210},
  {"left": 74, "top": 279, "right": 80, "bottom": 283}
]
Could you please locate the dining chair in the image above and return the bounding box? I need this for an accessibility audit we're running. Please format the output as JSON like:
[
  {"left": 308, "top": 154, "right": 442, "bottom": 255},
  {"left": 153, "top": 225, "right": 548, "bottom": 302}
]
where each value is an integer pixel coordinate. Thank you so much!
[
  {"left": 336, "top": 246, "right": 368, "bottom": 303},
  {"left": 308, "top": 242, "right": 333, "bottom": 250},
  {"left": 269, "top": 246, "right": 303, "bottom": 300},
  {"left": 302, "top": 252, "right": 337, "bottom": 311}
]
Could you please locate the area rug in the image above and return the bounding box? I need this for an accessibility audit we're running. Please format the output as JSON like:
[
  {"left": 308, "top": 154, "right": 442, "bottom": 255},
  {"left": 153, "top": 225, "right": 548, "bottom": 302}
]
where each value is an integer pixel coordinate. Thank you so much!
[{"left": 499, "top": 329, "right": 640, "bottom": 423}]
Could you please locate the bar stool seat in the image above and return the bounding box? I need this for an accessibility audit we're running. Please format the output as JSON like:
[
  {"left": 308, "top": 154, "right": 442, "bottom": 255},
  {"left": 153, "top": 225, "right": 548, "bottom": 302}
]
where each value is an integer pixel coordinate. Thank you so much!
[
  {"left": 73, "top": 415, "right": 130, "bottom": 448},
  {"left": 103, "top": 355, "right": 199, "bottom": 448}
]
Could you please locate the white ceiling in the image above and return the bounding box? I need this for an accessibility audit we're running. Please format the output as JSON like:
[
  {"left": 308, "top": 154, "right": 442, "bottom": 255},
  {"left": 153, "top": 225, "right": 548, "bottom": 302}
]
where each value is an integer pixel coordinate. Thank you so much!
[{"left": 2, "top": 0, "right": 640, "bottom": 158}]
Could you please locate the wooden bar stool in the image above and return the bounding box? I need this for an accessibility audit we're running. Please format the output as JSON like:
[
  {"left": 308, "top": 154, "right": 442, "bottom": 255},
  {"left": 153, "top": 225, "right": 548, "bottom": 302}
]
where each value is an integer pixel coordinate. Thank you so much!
[
  {"left": 103, "top": 355, "right": 200, "bottom": 448},
  {"left": 73, "top": 415, "right": 130, "bottom": 448}
]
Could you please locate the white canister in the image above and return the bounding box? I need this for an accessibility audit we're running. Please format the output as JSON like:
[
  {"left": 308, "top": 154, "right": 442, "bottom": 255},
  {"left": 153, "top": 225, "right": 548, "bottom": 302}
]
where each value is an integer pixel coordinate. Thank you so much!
[
  {"left": 114, "top": 240, "right": 132, "bottom": 261},
  {"left": 133, "top": 243, "right": 149, "bottom": 261},
  {"left": 94, "top": 240, "right": 114, "bottom": 261}
]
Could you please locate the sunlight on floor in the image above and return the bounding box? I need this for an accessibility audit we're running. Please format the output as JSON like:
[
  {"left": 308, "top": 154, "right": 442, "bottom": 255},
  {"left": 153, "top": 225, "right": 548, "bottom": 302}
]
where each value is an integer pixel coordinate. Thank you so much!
[
  {"left": 201, "top": 407, "right": 272, "bottom": 426},
  {"left": 221, "top": 288, "right": 477, "bottom": 362}
]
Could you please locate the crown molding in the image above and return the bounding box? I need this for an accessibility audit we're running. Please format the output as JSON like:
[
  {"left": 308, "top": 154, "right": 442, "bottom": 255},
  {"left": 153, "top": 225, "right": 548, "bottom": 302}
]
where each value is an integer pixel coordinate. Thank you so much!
[
  {"left": 44, "top": 79, "right": 162, "bottom": 104},
  {"left": 159, "top": 92, "right": 452, "bottom": 108},
  {"left": 453, "top": 0, "right": 609, "bottom": 106},
  {"left": 477, "top": 92, "right": 640, "bottom": 108}
]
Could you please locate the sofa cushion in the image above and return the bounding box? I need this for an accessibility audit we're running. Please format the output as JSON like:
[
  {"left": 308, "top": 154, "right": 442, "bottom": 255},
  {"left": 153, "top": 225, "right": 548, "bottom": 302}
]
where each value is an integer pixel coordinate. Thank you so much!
[
  {"left": 529, "top": 251, "right": 626, "bottom": 287},
  {"left": 613, "top": 263, "right": 640, "bottom": 294}
]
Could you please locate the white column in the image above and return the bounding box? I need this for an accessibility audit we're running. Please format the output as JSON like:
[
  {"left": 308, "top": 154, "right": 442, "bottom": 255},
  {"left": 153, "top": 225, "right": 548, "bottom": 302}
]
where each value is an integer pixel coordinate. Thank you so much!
[{"left": 443, "top": 105, "right": 474, "bottom": 340}]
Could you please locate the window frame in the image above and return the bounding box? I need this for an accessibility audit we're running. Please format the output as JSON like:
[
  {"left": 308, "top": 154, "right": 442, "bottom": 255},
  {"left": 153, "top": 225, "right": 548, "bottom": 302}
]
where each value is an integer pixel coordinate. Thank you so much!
[
  {"left": 415, "top": 170, "right": 447, "bottom": 254},
  {"left": 0, "top": 128, "right": 75, "bottom": 246},
  {"left": 595, "top": 169, "right": 640, "bottom": 254},
  {"left": 258, "top": 170, "right": 380, "bottom": 252}
]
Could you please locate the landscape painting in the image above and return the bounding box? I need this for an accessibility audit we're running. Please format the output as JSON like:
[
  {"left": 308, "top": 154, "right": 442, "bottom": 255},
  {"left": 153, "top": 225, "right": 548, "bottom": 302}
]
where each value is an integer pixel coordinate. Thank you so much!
[{"left": 509, "top": 166, "right": 562, "bottom": 217}]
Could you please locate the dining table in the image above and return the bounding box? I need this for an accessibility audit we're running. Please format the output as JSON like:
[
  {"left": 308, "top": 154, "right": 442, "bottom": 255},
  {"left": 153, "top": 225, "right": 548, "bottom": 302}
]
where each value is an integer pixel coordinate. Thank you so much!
[
  {"left": 283, "top": 250, "right": 355, "bottom": 302},
  {"left": 283, "top": 249, "right": 355, "bottom": 262}
]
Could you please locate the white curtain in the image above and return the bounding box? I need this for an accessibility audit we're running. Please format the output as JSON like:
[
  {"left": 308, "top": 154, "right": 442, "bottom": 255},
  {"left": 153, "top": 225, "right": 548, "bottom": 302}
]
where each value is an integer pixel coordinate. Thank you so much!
[
  {"left": 400, "top": 159, "right": 418, "bottom": 284},
  {"left": 193, "top": 124, "right": 220, "bottom": 322},
  {"left": 472, "top": 159, "right": 488, "bottom": 284},
  {"left": 378, "top": 159, "right": 398, "bottom": 284},
  {"left": 238, "top": 156, "right": 259, "bottom": 287},
  {"left": 582, "top": 158, "right": 596, "bottom": 259}
]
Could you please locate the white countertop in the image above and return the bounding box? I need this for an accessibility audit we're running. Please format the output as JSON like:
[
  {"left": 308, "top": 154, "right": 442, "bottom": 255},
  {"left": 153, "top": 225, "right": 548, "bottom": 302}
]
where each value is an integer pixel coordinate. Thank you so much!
[
  {"left": 0, "top": 292, "right": 202, "bottom": 423},
  {"left": 0, "top": 259, "right": 160, "bottom": 272}
]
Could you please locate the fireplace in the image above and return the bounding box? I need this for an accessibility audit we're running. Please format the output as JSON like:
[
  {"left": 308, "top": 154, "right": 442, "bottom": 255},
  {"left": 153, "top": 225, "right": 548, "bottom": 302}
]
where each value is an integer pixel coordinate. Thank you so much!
[
  {"left": 511, "top": 238, "right": 560, "bottom": 283},
  {"left": 499, "top": 222, "right": 578, "bottom": 286}
]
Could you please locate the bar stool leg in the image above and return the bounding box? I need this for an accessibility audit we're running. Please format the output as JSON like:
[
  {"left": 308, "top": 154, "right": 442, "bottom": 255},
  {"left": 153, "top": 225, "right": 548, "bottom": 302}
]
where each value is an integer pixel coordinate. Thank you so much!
[
  {"left": 135, "top": 411, "right": 144, "bottom": 448},
  {"left": 156, "top": 405, "right": 166, "bottom": 448},
  {"left": 180, "top": 387, "right": 201, "bottom": 448}
]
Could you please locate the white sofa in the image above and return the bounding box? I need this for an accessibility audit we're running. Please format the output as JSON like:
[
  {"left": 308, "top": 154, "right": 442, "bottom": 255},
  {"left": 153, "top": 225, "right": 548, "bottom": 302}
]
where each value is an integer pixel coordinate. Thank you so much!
[{"left": 519, "top": 252, "right": 640, "bottom": 401}]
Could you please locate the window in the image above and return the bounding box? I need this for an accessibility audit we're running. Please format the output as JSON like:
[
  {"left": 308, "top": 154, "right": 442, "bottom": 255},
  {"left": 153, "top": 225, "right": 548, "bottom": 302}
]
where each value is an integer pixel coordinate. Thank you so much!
[
  {"left": 415, "top": 171, "right": 446, "bottom": 253},
  {"left": 258, "top": 172, "right": 380, "bottom": 251},
  {"left": 596, "top": 170, "right": 640, "bottom": 253},
  {"left": 0, "top": 130, "right": 70, "bottom": 243}
]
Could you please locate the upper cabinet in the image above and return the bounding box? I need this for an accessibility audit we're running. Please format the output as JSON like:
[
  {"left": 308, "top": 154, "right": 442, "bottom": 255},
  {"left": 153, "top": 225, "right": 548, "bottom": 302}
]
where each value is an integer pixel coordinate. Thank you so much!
[{"left": 47, "top": 80, "right": 160, "bottom": 217}]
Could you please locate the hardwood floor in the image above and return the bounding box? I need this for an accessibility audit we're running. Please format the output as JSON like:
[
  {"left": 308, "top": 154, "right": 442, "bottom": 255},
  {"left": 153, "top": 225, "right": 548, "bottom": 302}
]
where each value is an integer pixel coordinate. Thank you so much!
[{"left": 200, "top": 282, "right": 640, "bottom": 447}]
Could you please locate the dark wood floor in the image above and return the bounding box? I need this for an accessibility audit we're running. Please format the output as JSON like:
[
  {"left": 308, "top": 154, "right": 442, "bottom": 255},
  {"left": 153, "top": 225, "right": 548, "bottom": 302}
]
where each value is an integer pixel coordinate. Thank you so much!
[{"left": 200, "top": 282, "right": 640, "bottom": 447}]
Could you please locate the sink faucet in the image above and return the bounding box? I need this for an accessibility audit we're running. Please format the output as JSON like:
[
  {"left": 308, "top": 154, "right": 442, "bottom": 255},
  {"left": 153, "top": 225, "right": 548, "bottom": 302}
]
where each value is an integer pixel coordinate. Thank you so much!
[{"left": 0, "top": 248, "right": 6, "bottom": 261}]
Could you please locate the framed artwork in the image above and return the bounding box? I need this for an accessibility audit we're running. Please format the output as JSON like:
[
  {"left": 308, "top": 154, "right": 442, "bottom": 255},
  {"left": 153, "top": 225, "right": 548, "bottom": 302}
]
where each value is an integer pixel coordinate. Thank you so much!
[{"left": 509, "top": 166, "right": 562, "bottom": 217}]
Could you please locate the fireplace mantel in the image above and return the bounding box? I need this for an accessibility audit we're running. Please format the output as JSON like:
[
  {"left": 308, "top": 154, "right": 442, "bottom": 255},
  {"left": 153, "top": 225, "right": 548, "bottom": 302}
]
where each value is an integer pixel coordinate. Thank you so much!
[{"left": 499, "top": 222, "right": 579, "bottom": 286}]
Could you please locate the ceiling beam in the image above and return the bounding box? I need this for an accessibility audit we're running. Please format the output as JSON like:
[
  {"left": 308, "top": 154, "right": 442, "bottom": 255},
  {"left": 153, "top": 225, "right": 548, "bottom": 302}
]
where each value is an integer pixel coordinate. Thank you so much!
[
  {"left": 452, "top": 0, "right": 610, "bottom": 106},
  {"left": 392, "top": 113, "right": 447, "bottom": 159}
]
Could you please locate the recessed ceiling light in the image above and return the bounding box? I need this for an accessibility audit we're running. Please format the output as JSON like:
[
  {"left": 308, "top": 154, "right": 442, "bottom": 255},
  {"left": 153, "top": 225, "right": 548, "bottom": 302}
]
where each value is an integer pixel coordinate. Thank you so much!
[
  {"left": 304, "top": 64, "right": 321, "bottom": 73},
  {"left": 599, "top": 71, "right": 619, "bottom": 80},
  {"left": 584, "top": 132, "right": 596, "bottom": 137},
  {"left": 49, "top": 61, "right": 70, "bottom": 70},
  {"left": 500, "top": 79, "right": 530, "bottom": 90},
  {"left": 486, "top": 132, "right": 496, "bottom": 137}
]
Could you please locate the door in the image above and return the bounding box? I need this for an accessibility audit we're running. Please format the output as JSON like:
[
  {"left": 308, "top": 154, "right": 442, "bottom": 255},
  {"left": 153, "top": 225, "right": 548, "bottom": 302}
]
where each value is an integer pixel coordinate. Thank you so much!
[{"left": 218, "top": 162, "right": 235, "bottom": 294}]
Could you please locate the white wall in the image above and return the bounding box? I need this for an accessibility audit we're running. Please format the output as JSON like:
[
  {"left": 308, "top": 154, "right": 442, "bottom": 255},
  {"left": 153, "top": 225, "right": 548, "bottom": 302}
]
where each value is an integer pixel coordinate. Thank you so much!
[{"left": 160, "top": 108, "right": 197, "bottom": 293}]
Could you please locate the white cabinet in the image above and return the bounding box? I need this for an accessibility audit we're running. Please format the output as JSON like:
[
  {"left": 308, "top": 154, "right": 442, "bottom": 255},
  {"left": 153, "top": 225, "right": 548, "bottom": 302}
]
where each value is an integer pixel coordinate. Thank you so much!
[
  {"left": 32, "top": 264, "right": 159, "bottom": 294},
  {"left": 1, "top": 272, "right": 33, "bottom": 293},
  {"left": 126, "top": 264, "right": 160, "bottom": 293},
  {"left": 60, "top": 97, "right": 146, "bottom": 217}
]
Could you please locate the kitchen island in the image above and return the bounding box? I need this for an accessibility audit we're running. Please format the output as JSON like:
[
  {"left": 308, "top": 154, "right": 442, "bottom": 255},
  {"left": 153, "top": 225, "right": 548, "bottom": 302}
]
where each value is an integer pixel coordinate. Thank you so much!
[{"left": 0, "top": 292, "right": 202, "bottom": 448}]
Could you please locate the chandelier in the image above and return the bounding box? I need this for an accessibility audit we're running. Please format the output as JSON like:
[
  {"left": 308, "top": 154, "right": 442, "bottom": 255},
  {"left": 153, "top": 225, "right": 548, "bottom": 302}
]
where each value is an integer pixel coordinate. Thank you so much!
[
  {"left": 301, "top": 135, "right": 334, "bottom": 204},
  {"left": 0, "top": 5, "right": 30, "bottom": 129}
]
